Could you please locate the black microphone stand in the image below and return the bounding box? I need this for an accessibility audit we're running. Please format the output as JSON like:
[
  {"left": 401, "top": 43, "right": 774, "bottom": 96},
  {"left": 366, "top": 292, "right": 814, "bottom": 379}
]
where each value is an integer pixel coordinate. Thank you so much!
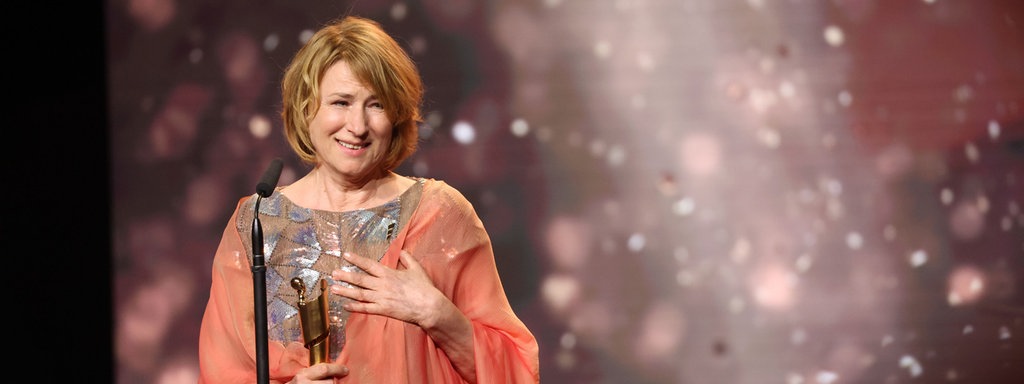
[
  {"left": 252, "top": 158, "right": 281, "bottom": 384},
  {"left": 251, "top": 194, "right": 270, "bottom": 384}
]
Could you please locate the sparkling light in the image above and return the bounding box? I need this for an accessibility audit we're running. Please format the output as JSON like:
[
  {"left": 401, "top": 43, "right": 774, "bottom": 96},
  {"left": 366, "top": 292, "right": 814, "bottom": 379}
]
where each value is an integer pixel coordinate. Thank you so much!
[
  {"left": 899, "top": 355, "right": 923, "bottom": 378},
  {"left": 909, "top": 249, "right": 928, "bottom": 268},
  {"left": 823, "top": 25, "right": 844, "bottom": 47},
  {"left": 510, "top": 118, "right": 530, "bottom": 137},
  {"left": 451, "top": 120, "right": 476, "bottom": 144},
  {"left": 947, "top": 265, "right": 986, "bottom": 306}
]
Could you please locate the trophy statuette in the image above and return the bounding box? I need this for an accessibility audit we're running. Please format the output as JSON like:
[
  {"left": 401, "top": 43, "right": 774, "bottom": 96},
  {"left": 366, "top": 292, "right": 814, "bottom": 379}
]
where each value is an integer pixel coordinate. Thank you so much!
[{"left": 290, "top": 277, "right": 331, "bottom": 365}]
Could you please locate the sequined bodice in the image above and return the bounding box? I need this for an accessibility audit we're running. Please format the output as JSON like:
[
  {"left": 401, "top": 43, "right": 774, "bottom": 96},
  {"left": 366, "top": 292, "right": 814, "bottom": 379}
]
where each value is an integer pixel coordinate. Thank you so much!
[{"left": 236, "top": 178, "right": 424, "bottom": 359}]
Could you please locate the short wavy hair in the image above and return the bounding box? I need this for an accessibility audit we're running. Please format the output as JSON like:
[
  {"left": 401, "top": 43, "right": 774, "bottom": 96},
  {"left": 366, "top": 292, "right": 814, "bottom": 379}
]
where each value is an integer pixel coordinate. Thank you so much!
[{"left": 280, "top": 15, "right": 423, "bottom": 170}]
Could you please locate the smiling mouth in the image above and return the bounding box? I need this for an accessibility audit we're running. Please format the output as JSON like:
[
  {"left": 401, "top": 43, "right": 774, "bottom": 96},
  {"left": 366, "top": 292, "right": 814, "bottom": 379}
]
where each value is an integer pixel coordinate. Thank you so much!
[{"left": 338, "top": 141, "right": 366, "bottom": 150}]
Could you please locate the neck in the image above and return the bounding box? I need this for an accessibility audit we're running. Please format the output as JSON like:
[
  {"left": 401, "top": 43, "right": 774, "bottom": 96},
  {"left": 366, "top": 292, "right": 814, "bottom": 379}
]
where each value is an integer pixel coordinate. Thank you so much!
[{"left": 311, "top": 166, "right": 394, "bottom": 211}]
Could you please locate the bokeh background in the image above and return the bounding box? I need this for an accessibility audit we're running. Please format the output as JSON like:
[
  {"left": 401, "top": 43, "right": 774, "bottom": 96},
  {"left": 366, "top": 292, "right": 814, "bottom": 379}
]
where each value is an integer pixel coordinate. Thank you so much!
[{"left": 101, "top": 0, "right": 1023, "bottom": 383}]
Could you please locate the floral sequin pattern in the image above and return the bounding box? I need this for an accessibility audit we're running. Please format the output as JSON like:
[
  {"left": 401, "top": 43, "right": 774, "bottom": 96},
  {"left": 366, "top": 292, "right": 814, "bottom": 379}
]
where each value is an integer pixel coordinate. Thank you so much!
[{"left": 236, "top": 179, "right": 423, "bottom": 360}]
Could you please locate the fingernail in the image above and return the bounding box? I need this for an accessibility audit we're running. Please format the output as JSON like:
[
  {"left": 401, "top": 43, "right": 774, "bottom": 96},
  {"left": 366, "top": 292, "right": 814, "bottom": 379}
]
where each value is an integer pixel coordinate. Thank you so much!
[{"left": 343, "top": 252, "right": 352, "bottom": 259}]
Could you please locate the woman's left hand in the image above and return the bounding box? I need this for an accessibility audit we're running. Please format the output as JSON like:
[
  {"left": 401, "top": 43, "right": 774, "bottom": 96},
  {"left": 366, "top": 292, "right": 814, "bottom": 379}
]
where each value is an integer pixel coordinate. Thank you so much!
[{"left": 331, "top": 250, "right": 447, "bottom": 327}]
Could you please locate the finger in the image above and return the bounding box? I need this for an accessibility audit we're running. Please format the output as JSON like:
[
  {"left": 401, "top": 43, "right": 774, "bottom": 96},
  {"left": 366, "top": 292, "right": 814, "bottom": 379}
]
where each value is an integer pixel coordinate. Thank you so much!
[
  {"left": 324, "top": 362, "right": 349, "bottom": 377},
  {"left": 343, "top": 252, "right": 385, "bottom": 275},
  {"left": 332, "top": 267, "right": 370, "bottom": 289},
  {"left": 398, "top": 250, "right": 414, "bottom": 269},
  {"left": 306, "top": 362, "right": 350, "bottom": 379},
  {"left": 330, "top": 282, "right": 369, "bottom": 301},
  {"left": 342, "top": 299, "right": 383, "bottom": 315},
  {"left": 399, "top": 250, "right": 435, "bottom": 281}
]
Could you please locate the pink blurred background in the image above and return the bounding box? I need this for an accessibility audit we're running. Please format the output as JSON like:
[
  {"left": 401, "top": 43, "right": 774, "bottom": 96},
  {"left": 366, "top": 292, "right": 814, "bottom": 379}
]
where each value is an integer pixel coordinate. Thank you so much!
[{"left": 97, "top": 0, "right": 1024, "bottom": 383}]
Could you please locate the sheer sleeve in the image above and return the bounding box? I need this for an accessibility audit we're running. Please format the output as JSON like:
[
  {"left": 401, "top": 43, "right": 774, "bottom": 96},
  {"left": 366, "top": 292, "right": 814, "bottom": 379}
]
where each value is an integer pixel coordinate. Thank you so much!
[
  {"left": 197, "top": 197, "right": 309, "bottom": 384},
  {"left": 339, "top": 180, "right": 540, "bottom": 383}
]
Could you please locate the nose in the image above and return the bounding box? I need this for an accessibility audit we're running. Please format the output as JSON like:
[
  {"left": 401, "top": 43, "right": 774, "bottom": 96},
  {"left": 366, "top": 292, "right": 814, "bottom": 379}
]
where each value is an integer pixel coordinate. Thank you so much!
[{"left": 345, "top": 106, "right": 369, "bottom": 136}]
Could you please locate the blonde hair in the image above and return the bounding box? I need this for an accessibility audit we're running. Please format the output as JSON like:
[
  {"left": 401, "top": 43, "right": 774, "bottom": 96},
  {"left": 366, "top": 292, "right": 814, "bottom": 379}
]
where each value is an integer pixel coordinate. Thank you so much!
[{"left": 280, "top": 15, "right": 423, "bottom": 170}]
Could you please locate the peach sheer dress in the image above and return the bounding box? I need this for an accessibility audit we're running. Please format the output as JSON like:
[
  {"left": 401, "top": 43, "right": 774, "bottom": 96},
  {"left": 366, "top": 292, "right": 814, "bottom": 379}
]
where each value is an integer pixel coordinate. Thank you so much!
[{"left": 198, "top": 178, "right": 539, "bottom": 383}]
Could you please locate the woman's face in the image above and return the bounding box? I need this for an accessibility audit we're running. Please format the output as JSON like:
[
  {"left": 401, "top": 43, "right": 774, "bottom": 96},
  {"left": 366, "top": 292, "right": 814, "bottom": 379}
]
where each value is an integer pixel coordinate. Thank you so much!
[{"left": 309, "top": 60, "right": 393, "bottom": 182}]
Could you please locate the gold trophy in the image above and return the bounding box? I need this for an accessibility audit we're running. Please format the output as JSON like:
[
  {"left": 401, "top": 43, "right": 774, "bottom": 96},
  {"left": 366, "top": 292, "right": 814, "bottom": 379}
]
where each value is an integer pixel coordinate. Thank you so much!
[{"left": 290, "top": 277, "right": 331, "bottom": 365}]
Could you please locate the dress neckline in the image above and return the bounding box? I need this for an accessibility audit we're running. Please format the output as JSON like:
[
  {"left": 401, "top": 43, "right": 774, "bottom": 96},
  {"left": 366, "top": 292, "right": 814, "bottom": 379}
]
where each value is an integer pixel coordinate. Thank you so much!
[{"left": 273, "top": 177, "right": 424, "bottom": 214}]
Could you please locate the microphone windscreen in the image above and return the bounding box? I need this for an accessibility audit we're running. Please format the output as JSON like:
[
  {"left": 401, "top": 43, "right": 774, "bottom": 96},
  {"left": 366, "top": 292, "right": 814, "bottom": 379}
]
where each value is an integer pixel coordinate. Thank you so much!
[{"left": 256, "top": 158, "right": 284, "bottom": 197}]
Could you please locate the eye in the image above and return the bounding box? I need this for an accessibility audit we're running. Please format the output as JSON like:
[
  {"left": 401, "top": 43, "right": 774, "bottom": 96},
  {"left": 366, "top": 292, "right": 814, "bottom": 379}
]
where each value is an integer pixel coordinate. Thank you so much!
[
  {"left": 332, "top": 99, "right": 351, "bottom": 107},
  {"left": 368, "top": 101, "right": 385, "bottom": 111}
]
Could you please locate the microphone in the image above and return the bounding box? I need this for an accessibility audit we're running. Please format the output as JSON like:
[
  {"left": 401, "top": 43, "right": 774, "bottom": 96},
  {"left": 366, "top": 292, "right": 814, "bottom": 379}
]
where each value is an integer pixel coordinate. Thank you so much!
[
  {"left": 256, "top": 158, "right": 284, "bottom": 197},
  {"left": 252, "top": 158, "right": 282, "bottom": 384}
]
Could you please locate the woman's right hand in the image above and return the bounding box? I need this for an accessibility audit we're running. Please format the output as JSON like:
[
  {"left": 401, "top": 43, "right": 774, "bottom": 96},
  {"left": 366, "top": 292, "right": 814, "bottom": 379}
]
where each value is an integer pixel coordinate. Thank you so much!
[{"left": 288, "top": 361, "right": 349, "bottom": 383}]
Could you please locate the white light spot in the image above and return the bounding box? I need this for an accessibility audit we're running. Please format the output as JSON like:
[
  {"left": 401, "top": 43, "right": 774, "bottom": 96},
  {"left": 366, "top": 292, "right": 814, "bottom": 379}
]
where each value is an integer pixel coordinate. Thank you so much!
[
  {"left": 795, "top": 254, "right": 813, "bottom": 273},
  {"left": 390, "top": 2, "right": 408, "bottom": 20},
  {"left": 963, "top": 324, "right": 974, "bottom": 334},
  {"left": 451, "top": 121, "right": 476, "bottom": 144},
  {"left": 815, "top": 370, "right": 838, "bottom": 384},
  {"left": 965, "top": 142, "right": 980, "bottom": 163},
  {"left": 541, "top": 274, "right": 580, "bottom": 313},
  {"left": 823, "top": 25, "right": 844, "bottom": 47},
  {"left": 846, "top": 232, "right": 863, "bottom": 250},
  {"left": 510, "top": 118, "right": 529, "bottom": 137},
  {"left": 948, "top": 265, "right": 986, "bottom": 306},
  {"left": 838, "top": 90, "right": 853, "bottom": 107},
  {"left": 607, "top": 144, "right": 626, "bottom": 166},
  {"left": 899, "top": 355, "right": 923, "bottom": 378},
  {"left": 758, "top": 127, "right": 781, "bottom": 148},
  {"left": 923, "top": 0, "right": 936, "bottom": 4},
  {"left": 999, "top": 326, "right": 1011, "bottom": 340},
  {"left": 560, "top": 332, "right": 577, "bottom": 349},
  {"left": 909, "top": 249, "right": 928, "bottom": 267},
  {"left": 627, "top": 233, "right": 646, "bottom": 252},
  {"left": 779, "top": 81, "right": 796, "bottom": 98},
  {"left": 249, "top": 114, "right": 272, "bottom": 139},
  {"left": 940, "top": 188, "right": 954, "bottom": 205},
  {"left": 988, "top": 120, "right": 1001, "bottom": 140},
  {"left": 969, "top": 277, "right": 983, "bottom": 293},
  {"left": 673, "top": 197, "right": 696, "bottom": 216},
  {"left": 263, "top": 34, "right": 279, "bottom": 52},
  {"left": 593, "top": 40, "right": 612, "bottom": 59},
  {"left": 881, "top": 334, "right": 893, "bottom": 346},
  {"left": 299, "top": 29, "right": 315, "bottom": 44}
]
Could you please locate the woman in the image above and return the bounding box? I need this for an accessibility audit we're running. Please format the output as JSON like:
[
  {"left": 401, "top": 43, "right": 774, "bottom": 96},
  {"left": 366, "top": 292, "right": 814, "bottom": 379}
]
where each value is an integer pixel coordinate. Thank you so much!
[{"left": 198, "top": 15, "right": 540, "bottom": 383}]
